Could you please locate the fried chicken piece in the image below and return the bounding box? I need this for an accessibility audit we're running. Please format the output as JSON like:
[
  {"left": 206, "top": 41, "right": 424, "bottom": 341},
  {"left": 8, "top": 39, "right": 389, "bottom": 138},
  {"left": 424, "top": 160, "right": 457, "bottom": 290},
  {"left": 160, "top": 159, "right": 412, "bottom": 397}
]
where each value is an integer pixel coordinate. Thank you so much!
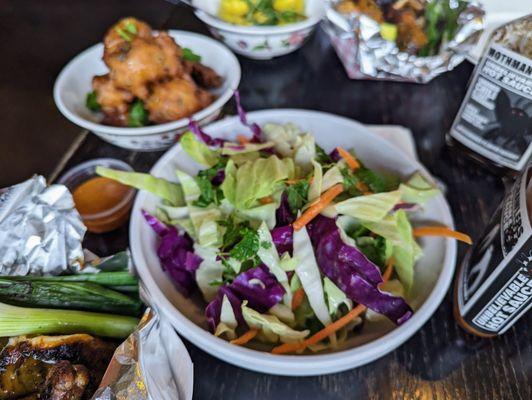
[
  {"left": 336, "top": 0, "right": 384, "bottom": 23},
  {"left": 395, "top": 10, "right": 428, "bottom": 53},
  {"left": 104, "top": 38, "right": 172, "bottom": 99},
  {"left": 95, "top": 17, "right": 220, "bottom": 125},
  {"left": 336, "top": 1, "right": 358, "bottom": 14},
  {"left": 184, "top": 60, "right": 223, "bottom": 89},
  {"left": 103, "top": 24, "right": 185, "bottom": 99},
  {"left": 92, "top": 74, "right": 133, "bottom": 113},
  {"left": 154, "top": 31, "right": 184, "bottom": 77},
  {"left": 144, "top": 77, "right": 214, "bottom": 123},
  {"left": 92, "top": 74, "right": 132, "bottom": 126},
  {"left": 103, "top": 17, "right": 153, "bottom": 58}
]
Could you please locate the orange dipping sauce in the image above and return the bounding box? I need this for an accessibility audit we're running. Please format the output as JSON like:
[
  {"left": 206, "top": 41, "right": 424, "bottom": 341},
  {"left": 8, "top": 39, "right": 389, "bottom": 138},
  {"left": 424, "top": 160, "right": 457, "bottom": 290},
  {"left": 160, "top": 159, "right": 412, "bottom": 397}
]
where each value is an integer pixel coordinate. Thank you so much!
[{"left": 72, "top": 176, "right": 134, "bottom": 233}]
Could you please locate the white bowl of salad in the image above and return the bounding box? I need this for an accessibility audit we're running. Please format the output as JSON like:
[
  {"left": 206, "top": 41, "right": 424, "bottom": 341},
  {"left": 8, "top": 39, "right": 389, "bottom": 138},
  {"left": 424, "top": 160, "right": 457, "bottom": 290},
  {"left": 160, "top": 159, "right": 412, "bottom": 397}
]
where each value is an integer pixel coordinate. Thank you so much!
[
  {"left": 101, "top": 103, "right": 469, "bottom": 375},
  {"left": 194, "top": 0, "right": 325, "bottom": 59}
]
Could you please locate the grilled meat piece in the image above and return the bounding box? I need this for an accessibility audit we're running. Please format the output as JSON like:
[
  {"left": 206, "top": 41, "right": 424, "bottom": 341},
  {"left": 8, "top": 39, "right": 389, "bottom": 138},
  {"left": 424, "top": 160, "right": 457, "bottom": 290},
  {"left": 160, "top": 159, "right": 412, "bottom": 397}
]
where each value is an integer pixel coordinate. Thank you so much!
[
  {"left": 40, "top": 361, "right": 90, "bottom": 400},
  {"left": 0, "top": 335, "right": 115, "bottom": 400}
]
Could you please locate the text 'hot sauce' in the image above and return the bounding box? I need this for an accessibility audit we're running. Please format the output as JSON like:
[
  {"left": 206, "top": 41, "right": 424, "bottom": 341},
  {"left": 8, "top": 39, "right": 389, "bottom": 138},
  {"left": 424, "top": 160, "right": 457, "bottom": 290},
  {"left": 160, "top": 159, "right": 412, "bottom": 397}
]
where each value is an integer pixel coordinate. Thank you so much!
[{"left": 454, "top": 166, "right": 532, "bottom": 336}]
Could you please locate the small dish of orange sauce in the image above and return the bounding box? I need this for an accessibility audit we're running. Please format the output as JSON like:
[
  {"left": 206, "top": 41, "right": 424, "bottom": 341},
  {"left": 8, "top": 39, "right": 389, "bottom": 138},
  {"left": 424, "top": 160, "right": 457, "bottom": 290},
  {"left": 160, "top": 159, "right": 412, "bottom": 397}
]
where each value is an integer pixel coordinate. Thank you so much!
[{"left": 59, "top": 159, "right": 135, "bottom": 233}]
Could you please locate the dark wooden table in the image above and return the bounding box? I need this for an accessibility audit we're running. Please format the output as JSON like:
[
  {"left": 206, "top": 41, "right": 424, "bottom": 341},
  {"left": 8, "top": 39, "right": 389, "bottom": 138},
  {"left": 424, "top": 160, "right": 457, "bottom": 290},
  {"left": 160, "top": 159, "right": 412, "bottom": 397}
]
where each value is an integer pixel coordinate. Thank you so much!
[{"left": 2, "top": 2, "right": 531, "bottom": 399}]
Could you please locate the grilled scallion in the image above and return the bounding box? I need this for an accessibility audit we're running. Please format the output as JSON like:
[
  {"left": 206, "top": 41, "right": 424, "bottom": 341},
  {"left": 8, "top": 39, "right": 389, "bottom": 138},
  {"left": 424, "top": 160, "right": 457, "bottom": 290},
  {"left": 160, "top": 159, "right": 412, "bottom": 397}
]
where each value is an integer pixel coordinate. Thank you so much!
[
  {"left": 3, "top": 271, "right": 138, "bottom": 287},
  {"left": 0, "top": 279, "right": 142, "bottom": 316},
  {"left": 0, "top": 302, "right": 138, "bottom": 339}
]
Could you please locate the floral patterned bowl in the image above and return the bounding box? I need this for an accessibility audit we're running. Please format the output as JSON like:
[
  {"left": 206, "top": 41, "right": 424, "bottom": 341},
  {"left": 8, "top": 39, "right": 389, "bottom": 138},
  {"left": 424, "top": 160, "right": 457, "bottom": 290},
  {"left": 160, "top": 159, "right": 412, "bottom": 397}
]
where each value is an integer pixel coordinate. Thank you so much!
[
  {"left": 194, "top": 0, "right": 325, "bottom": 60},
  {"left": 54, "top": 31, "right": 240, "bottom": 151}
]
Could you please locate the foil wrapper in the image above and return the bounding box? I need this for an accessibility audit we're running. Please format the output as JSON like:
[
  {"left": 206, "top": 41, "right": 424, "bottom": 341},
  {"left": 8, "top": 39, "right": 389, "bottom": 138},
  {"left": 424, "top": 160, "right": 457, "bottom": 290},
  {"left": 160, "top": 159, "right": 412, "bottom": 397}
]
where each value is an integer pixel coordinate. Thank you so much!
[
  {"left": 323, "top": 0, "right": 485, "bottom": 83},
  {"left": 0, "top": 175, "right": 86, "bottom": 275},
  {"left": 91, "top": 308, "right": 193, "bottom": 400}
]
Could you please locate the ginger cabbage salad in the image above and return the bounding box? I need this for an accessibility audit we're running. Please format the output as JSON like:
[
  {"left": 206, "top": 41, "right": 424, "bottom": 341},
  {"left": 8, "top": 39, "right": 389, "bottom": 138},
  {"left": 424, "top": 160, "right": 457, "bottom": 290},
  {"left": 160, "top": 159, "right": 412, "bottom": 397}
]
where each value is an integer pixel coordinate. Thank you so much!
[
  {"left": 97, "top": 102, "right": 467, "bottom": 354},
  {"left": 219, "top": 0, "right": 306, "bottom": 26}
]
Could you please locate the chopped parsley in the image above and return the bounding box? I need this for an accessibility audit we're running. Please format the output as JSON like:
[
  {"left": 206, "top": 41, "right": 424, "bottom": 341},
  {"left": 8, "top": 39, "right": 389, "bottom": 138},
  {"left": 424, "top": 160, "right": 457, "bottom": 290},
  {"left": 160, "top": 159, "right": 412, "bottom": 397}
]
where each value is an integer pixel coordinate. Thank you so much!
[
  {"left": 286, "top": 179, "right": 310, "bottom": 214},
  {"left": 193, "top": 160, "right": 227, "bottom": 208}
]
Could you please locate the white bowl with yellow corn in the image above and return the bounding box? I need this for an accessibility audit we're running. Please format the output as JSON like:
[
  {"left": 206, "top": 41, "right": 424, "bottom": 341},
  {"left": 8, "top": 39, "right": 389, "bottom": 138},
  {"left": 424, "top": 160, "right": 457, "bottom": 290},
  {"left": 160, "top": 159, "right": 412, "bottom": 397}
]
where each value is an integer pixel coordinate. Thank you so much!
[{"left": 194, "top": 0, "right": 325, "bottom": 60}]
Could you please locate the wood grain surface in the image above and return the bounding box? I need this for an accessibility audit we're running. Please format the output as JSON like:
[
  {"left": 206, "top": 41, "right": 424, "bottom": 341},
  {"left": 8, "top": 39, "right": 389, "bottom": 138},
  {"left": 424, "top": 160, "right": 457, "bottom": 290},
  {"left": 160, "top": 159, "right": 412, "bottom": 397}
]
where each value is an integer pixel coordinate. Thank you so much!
[{"left": 4, "top": 2, "right": 530, "bottom": 399}]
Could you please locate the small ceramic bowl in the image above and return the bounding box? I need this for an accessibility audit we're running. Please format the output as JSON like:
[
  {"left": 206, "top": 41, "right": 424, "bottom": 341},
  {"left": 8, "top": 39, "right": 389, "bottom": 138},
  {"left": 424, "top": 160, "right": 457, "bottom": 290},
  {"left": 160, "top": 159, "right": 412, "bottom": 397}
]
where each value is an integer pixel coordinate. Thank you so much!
[
  {"left": 194, "top": 0, "right": 325, "bottom": 60},
  {"left": 54, "top": 31, "right": 241, "bottom": 151},
  {"left": 58, "top": 158, "right": 136, "bottom": 233}
]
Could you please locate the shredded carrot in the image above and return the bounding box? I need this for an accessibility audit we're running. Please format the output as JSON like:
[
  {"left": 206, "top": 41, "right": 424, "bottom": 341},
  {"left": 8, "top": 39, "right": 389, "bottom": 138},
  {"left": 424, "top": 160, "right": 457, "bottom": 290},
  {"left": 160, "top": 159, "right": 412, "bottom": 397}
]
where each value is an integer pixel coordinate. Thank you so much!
[
  {"left": 285, "top": 179, "right": 300, "bottom": 185},
  {"left": 413, "top": 226, "right": 472, "bottom": 245},
  {"left": 355, "top": 181, "right": 372, "bottom": 195},
  {"left": 293, "top": 184, "right": 344, "bottom": 231},
  {"left": 231, "top": 329, "right": 259, "bottom": 345},
  {"left": 291, "top": 288, "right": 305, "bottom": 310},
  {"left": 337, "top": 147, "right": 361, "bottom": 170},
  {"left": 272, "top": 304, "right": 367, "bottom": 354},
  {"left": 286, "top": 177, "right": 312, "bottom": 186},
  {"left": 309, "top": 176, "right": 314, "bottom": 185},
  {"left": 259, "top": 196, "right": 274, "bottom": 205},
  {"left": 381, "top": 258, "right": 394, "bottom": 284},
  {"left": 236, "top": 135, "right": 250, "bottom": 145}
]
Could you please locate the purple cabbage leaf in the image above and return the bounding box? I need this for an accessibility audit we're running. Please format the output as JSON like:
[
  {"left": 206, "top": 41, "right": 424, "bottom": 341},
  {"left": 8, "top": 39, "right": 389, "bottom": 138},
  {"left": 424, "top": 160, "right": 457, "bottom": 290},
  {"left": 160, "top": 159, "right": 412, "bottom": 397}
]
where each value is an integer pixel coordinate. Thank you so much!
[
  {"left": 307, "top": 215, "right": 413, "bottom": 325},
  {"left": 205, "top": 265, "right": 286, "bottom": 333},
  {"left": 142, "top": 210, "right": 201, "bottom": 297},
  {"left": 234, "top": 90, "right": 262, "bottom": 142}
]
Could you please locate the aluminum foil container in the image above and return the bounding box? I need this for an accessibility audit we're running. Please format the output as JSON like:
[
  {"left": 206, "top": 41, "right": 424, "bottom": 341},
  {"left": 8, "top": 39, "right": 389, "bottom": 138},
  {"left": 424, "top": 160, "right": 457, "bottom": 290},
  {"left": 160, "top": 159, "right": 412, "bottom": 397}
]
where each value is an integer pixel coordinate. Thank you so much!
[
  {"left": 322, "top": 0, "right": 485, "bottom": 83},
  {"left": 0, "top": 175, "right": 86, "bottom": 275},
  {"left": 91, "top": 308, "right": 194, "bottom": 400}
]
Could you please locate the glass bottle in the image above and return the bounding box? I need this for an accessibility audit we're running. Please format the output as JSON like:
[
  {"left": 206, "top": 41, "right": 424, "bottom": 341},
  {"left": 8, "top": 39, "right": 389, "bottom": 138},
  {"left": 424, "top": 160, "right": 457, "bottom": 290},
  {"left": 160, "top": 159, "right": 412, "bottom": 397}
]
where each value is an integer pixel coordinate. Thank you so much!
[{"left": 447, "top": 15, "right": 532, "bottom": 175}]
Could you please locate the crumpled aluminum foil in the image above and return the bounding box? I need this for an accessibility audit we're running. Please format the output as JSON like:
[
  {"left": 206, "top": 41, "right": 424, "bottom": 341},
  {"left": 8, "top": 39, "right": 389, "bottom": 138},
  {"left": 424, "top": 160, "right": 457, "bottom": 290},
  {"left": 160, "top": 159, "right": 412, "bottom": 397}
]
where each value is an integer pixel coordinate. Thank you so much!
[
  {"left": 0, "top": 175, "right": 86, "bottom": 275},
  {"left": 322, "top": 0, "right": 485, "bottom": 83},
  {"left": 91, "top": 307, "right": 194, "bottom": 400}
]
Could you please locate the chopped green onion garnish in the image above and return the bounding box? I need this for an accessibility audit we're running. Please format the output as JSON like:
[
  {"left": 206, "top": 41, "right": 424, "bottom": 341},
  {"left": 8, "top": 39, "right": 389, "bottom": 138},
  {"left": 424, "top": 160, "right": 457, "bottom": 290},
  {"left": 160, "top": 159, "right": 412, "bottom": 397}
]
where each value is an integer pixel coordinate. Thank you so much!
[
  {"left": 125, "top": 21, "right": 138, "bottom": 35},
  {"left": 128, "top": 99, "right": 149, "bottom": 127},
  {"left": 115, "top": 27, "right": 133, "bottom": 41},
  {"left": 86, "top": 91, "right": 101, "bottom": 112},
  {"left": 182, "top": 47, "right": 202, "bottom": 63}
]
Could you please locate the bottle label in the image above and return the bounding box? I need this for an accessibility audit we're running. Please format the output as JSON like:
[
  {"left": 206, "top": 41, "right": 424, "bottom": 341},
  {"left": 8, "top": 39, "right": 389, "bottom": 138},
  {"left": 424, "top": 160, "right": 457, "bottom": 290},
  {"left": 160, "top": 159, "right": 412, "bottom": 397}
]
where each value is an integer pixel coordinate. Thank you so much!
[
  {"left": 450, "top": 43, "right": 532, "bottom": 171},
  {"left": 455, "top": 168, "right": 532, "bottom": 335}
]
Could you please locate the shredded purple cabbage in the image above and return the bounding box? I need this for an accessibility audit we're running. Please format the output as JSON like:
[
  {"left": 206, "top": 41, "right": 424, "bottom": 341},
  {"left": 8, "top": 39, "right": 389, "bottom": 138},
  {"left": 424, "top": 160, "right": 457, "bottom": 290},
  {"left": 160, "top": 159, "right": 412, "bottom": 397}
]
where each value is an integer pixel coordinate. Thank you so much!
[
  {"left": 142, "top": 210, "right": 201, "bottom": 297},
  {"left": 329, "top": 148, "right": 341, "bottom": 162},
  {"left": 205, "top": 285, "right": 246, "bottom": 332},
  {"left": 234, "top": 90, "right": 262, "bottom": 142},
  {"left": 307, "top": 215, "right": 413, "bottom": 325},
  {"left": 211, "top": 169, "right": 226, "bottom": 186},
  {"left": 226, "top": 144, "right": 245, "bottom": 151},
  {"left": 275, "top": 193, "right": 296, "bottom": 226},
  {"left": 391, "top": 202, "right": 420, "bottom": 213},
  {"left": 230, "top": 265, "right": 285, "bottom": 313},
  {"left": 205, "top": 265, "right": 285, "bottom": 333},
  {"left": 188, "top": 120, "right": 225, "bottom": 147},
  {"left": 307, "top": 216, "right": 383, "bottom": 285},
  {"left": 271, "top": 225, "right": 293, "bottom": 256}
]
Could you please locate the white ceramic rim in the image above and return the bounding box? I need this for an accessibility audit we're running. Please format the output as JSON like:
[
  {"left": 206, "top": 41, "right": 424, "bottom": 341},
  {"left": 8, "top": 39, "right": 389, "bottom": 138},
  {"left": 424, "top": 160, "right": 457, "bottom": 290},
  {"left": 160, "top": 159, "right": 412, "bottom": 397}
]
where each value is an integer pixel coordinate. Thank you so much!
[
  {"left": 53, "top": 30, "right": 241, "bottom": 136},
  {"left": 194, "top": 8, "right": 324, "bottom": 35},
  {"left": 130, "top": 109, "right": 457, "bottom": 376}
]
